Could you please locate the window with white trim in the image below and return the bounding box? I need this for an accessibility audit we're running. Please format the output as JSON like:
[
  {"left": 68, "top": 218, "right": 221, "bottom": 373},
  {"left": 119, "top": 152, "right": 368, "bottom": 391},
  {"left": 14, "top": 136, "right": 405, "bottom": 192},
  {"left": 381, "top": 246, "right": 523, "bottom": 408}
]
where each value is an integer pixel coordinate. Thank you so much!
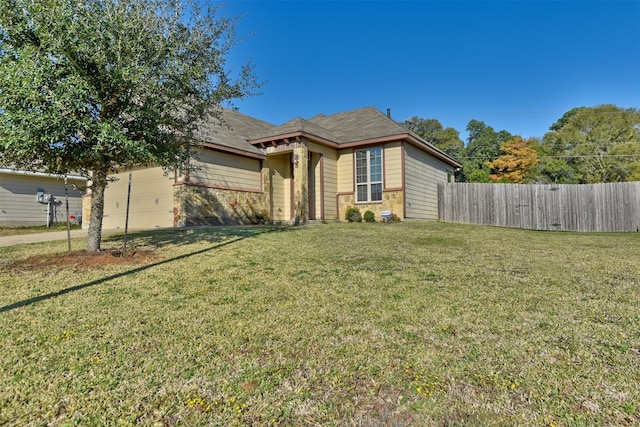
[{"left": 355, "top": 147, "right": 383, "bottom": 202}]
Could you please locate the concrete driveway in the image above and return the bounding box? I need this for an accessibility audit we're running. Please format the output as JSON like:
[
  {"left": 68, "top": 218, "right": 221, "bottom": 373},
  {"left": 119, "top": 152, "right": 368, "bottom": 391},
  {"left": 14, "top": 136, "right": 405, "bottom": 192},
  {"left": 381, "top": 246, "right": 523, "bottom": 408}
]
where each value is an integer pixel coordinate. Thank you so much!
[{"left": 0, "top": 229, "right": 89, "bottom": 248}]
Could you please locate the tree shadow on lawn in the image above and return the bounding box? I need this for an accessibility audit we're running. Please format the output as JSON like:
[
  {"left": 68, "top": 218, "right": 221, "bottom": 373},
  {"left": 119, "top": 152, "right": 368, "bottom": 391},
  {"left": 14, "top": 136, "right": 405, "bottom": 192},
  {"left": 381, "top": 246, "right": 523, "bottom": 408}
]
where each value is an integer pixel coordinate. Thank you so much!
[
  {"left": 0, "top": 225, "right": 288, "bottom": 313},
  {"left": 102, "top": 224, "right": 289, "bottom": 249}
]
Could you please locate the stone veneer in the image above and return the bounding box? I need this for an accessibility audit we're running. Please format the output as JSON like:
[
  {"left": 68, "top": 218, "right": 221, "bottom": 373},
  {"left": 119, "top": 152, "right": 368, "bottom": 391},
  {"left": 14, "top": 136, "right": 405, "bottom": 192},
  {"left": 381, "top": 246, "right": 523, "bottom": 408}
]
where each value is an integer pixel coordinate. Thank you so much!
[
  {"left": 173, "top": 184, "right": 269, "bottom": 227},
  {"left": 337, "top": 190, "right": 404, "bottom": 221},
  {"left": 291, "top": 145, "right": 309, "bottom": 224}
]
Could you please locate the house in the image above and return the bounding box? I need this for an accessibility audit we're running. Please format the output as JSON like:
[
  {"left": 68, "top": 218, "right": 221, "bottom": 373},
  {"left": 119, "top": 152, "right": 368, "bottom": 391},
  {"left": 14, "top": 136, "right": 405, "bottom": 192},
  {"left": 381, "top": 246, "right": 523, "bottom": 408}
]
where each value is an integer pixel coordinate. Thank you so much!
[
  {"left": 0, "top": 168, "right": 86, "bottom": 227},
  {"left": 95, "top": 107, "right": 461, "bottom": 229}
]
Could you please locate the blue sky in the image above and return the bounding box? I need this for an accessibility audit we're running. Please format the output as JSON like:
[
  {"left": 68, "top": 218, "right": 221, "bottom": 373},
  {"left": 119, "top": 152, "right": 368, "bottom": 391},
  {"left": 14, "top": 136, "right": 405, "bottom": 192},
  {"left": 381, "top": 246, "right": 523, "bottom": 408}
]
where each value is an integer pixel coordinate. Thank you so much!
[{"left": 219, "top": 1, "right": 640, "bottom": 141}]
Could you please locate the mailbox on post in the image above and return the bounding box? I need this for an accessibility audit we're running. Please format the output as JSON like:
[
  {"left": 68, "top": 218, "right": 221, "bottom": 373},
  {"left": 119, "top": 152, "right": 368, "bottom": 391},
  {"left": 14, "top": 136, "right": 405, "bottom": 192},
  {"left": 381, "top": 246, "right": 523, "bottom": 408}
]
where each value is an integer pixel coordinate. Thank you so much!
[
  {"left": 36, "top": 190, "right": 52, "bottom": 204},
  {"left": 36, "top": 190, "right": 54, "bottom": 227}
]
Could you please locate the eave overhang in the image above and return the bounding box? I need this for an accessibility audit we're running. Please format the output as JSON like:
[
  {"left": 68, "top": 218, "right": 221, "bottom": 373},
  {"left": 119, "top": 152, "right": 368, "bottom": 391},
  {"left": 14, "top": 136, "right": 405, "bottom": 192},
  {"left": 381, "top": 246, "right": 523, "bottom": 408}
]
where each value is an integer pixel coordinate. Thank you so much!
[
  {"left": 0, "top": 168, "right": 87, "bottom": 181},
  {"left": 197, "top": 141, "right": 266, "bottom": 160},
  {"left": 249, "top": 132, "right": 339, "bottom": 150},
  {"left": 403, "top": 134, "right": 462, "bottom": 169},
  {"left": 248, "top": 131, "right": 461, "bottom": 169}
]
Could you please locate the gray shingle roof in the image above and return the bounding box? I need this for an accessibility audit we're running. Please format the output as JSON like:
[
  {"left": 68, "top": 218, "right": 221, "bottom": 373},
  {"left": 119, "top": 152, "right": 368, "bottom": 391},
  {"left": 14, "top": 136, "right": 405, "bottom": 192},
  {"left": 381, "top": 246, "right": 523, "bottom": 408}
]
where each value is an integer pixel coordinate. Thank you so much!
[
  {"left": 307, "top": 106, "right": 408, "bottom": 143},
  {"left": 249, "top": 106, "right": 408, "bottom": 145},
  {"left": 255, "top": 117, "right": 338, "bottom": 143},
  {"left": 192, "top": 106, "right": 460, "bottom": 167},
  {"left": 193, "top": 108, "right": 275, "bottom": 155}
]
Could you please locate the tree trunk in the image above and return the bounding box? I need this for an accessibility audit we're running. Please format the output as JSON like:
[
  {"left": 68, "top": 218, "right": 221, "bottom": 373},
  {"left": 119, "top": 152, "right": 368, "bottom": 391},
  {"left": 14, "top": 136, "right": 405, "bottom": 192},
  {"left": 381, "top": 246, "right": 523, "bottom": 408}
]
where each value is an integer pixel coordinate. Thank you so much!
[{"left": 87, "top": 168, "right": 108, "bottom": 252}]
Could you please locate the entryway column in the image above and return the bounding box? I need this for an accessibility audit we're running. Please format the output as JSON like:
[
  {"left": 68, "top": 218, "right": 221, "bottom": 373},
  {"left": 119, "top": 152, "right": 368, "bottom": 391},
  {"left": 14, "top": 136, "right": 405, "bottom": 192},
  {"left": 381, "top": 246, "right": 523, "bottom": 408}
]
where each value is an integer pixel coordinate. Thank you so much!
[{"left": 292, "top": 144, "right": 309, "bottom": 224}]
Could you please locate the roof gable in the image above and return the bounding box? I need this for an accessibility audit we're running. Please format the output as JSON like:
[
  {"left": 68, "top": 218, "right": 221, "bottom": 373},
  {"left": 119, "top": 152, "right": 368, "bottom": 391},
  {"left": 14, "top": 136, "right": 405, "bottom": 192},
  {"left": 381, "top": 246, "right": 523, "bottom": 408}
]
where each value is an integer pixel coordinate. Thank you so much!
[
  {"left": 307, "top": 106, "right": 408, "bottom": 143},
  {"left": 248, "top": 106, "right": 409, "bottom": 147},
  {"left": 308, "top": 107, "right": 460, "bottom": 167}
]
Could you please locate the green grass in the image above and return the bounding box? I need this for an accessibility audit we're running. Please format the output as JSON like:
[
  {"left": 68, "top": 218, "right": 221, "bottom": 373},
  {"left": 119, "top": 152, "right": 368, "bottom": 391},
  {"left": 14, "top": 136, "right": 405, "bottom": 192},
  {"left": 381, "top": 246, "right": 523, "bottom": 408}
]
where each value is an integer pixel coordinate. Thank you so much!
[{"left": 1, "top": 222, "right": 639, "bottom": 426}]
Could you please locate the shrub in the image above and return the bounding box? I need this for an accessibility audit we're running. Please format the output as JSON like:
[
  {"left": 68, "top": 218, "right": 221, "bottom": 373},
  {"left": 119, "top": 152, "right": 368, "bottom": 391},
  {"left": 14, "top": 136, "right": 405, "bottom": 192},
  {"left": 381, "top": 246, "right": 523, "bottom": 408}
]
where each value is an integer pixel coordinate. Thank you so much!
[
  {"left": 345, "top": 207, "right": 362, "bottom": 222},
  {"left": 363, "top": 210, "right": 376, "bottom": 222}
]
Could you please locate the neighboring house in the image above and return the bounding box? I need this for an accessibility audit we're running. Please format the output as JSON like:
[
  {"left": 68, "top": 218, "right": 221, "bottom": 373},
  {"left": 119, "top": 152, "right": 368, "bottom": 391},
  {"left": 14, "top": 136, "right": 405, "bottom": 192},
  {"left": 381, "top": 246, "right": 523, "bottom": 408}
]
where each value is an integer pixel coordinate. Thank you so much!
[
  {"left": 96, "top": 106, "right": 461, "bottom": 230},
  {"left": 0, "top": 168, "right": 86, "bottom": 227}
]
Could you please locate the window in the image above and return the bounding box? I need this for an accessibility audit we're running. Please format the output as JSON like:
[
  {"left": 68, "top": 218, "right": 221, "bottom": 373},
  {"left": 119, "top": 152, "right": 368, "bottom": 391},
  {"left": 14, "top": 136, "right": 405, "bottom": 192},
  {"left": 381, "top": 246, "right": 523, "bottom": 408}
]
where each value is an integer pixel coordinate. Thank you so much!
[{"left": 355, "top": 147, "right": 383, "bottom": 202}]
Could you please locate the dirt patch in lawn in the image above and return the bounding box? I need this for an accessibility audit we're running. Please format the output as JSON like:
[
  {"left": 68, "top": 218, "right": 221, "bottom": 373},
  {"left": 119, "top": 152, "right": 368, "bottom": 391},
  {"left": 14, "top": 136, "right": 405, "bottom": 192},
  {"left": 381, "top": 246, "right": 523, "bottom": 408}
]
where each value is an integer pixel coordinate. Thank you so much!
[{"left": 8, "top": 249, "right": 158, "bottom": 271}]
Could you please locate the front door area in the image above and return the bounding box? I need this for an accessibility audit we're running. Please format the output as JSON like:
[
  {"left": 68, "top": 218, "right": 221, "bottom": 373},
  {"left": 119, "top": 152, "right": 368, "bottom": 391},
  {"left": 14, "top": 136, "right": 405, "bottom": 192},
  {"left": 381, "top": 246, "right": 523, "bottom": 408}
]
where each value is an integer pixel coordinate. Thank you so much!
[{"left": 268, "top": 152, "right": 293, "bottom": 222}]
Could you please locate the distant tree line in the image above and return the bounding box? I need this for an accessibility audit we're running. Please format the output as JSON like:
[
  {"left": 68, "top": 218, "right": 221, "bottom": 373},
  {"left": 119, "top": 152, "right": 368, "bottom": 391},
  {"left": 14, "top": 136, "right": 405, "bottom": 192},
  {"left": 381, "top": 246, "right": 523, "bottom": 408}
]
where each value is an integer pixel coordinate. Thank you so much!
[{"left": 406, "top": 104, "right": 640, "bottom": 184}]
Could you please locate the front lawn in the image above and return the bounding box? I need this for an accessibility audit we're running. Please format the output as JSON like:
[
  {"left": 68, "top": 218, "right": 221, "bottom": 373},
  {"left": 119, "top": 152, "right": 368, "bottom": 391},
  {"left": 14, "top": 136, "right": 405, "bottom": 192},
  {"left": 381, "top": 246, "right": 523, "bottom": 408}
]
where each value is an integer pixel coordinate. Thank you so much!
[{"left": 0, "top": 222, "right": 638, "bottom": 426}]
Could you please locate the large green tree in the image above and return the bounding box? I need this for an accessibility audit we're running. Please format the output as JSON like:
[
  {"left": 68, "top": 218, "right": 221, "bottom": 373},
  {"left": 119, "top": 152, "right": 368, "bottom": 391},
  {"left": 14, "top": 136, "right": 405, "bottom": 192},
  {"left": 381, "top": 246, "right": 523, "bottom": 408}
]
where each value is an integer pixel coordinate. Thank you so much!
[
  {"left": 405, "top": 116, "right": 465, "bottom": 161},
  {"left": 529, "top": 138, "right": 581, "bottom": 184},
  {"left": 0, "top": 0, "right": 257, "bottom": 251},
  {"left": 542, "top": 105, "right": 640, "bottom": 183},
  {"left": 461, "top": 120, "right": 513, "bottom": 182}
]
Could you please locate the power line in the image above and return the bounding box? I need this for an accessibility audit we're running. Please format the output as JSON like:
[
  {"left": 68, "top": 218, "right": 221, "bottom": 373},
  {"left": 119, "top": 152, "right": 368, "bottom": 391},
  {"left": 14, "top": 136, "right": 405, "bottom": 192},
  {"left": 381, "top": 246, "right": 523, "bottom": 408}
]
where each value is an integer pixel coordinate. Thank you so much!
[{"left": 459, "top": 154, "right": 640, "bottom": 160}]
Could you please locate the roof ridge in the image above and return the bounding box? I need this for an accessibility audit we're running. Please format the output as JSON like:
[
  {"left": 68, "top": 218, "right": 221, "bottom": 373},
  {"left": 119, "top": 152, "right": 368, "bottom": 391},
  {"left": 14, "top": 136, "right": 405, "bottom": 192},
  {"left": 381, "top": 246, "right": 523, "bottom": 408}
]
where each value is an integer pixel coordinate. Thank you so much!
[
  {"left": 307, "top": 105, "right": 380, "bottom": 122},
  {"left": 251, "top": 115, "right": 339, "bottom": 143}
]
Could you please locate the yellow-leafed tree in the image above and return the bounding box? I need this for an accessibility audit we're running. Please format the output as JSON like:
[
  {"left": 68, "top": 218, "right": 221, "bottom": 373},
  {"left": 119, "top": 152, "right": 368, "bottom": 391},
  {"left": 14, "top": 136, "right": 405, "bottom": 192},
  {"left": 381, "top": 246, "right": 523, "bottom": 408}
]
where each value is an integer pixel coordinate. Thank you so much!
[{"left": 486, "top": 136, "right": 539, "bottom": 183}]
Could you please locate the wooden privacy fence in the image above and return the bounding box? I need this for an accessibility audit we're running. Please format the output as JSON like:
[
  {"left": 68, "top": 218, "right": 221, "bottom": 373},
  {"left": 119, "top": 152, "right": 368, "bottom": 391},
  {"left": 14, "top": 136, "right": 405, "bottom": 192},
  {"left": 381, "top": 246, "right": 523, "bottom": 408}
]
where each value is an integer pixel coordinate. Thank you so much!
[{"left": 438, "top": 182, "right": 640, "bottom": 232}]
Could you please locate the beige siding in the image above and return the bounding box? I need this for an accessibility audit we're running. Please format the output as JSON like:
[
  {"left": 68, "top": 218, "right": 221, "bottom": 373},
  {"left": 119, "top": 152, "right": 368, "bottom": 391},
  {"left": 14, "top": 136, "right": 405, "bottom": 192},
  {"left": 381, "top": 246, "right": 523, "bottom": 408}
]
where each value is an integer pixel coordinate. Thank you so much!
[
  {"left": 404, "top": 144, "right": 453, "bottom": 220},
  {"left": 190, "top": 149, "right": 261, "bottom": 191},
  {"left": 322, "top": 152, "right": 338, "bottom": 220},
  {"left": 103, "top": 167, "right": 174, "bottom": 229},
  {"left": 307, "top": 142, "right": 338, "bottom": 220},
  {"left": 336, "top": 149, "right": 354, "bottom": 194},
  {"left": 0, "top": 172, "right": 85, "bottom": 227},
  {"left": 337, "top": 143, "right": 402, "bottom": 193},
  {"left": 269, "top": 154, "right": 291, "bottom": 221},
  {"left": 383, "top": 142, "right": 403, "bottom": 189}
]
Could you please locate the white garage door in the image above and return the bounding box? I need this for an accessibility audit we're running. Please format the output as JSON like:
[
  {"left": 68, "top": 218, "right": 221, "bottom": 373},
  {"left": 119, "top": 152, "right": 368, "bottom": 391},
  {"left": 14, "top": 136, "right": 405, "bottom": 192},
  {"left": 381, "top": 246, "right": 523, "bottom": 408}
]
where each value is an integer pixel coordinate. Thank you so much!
[{"left": 102, "top": 167, "right": 174, "bottom": 229}]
